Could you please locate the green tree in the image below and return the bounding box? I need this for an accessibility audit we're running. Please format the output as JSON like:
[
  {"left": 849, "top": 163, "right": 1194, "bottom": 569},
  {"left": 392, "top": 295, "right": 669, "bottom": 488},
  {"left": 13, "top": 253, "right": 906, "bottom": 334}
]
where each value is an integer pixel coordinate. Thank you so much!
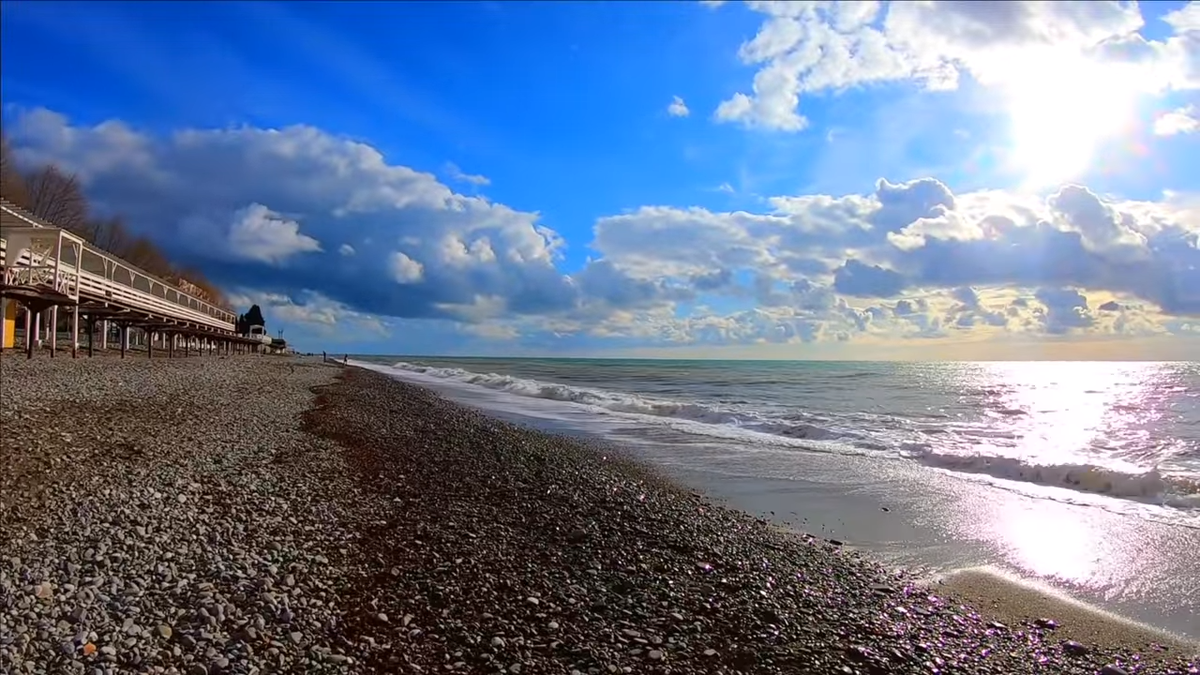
[
  {"left": 244, "top": 304, "right": 266, "bottom": 328},
  {"left": 236, "top": 304, "right": 266, "bottom": 335}
]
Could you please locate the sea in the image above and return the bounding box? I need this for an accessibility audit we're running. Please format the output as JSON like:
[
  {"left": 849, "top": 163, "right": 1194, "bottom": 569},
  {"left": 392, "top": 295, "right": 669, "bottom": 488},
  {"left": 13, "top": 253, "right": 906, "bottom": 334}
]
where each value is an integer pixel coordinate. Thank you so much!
[{"left": 354, "top": 357, "right": 1200, "bottom": 639}]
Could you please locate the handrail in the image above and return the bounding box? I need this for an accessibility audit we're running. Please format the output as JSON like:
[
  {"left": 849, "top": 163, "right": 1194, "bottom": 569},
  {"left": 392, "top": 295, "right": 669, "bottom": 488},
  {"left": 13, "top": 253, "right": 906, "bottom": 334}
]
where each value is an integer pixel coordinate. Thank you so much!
[
  {"left": 1, "top": 201, "right": 235, "bottom": 322},
  {"left": 1, "top": 226, "right": 235, "bottom": 332},
  {"left": 1, "top": 220, "right": 236, "bottom": 327}
]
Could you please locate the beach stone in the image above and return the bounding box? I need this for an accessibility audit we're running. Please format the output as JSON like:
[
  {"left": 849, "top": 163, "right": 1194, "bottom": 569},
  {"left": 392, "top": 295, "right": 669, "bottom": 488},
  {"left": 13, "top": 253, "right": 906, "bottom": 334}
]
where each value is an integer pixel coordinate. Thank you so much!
[
  {"left": 1, "top": 355, "right": 1194, "bottom": 675},
  {"left": 1100, "top": 666, "right": 1130, "bottom": 675},
  {"left": 1062, "top": 640, "right": 1089, "bottom": 656}
]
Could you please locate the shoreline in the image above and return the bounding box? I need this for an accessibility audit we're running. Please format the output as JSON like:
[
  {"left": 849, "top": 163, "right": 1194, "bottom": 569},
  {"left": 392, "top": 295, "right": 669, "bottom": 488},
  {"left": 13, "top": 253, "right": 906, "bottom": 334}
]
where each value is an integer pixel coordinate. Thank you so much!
[
  {"left": 369, "top": 358, "right": 1200, "bottom": 644},
  {"left": 927, "top": 568, "right": 1195, "bottom": 654},
  {"left": 1, "top": 355, "right": 1196, "bottom": 673}
]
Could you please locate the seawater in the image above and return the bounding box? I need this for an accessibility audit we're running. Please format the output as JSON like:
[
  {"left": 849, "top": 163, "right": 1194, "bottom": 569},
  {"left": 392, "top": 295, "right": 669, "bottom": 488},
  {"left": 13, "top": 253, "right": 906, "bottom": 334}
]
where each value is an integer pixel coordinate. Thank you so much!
[{"left": 355, "top": 357, "right": 1200, "bottom": 637}]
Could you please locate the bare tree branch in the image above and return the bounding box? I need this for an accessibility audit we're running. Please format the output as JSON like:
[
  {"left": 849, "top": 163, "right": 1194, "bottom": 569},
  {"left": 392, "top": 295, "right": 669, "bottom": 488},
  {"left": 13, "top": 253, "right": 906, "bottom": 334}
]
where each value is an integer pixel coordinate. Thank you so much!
[
  {"left": 23, "top": 165, "right": 89, "bottom": 233},
  {"left": 2, "top": 127, "right": 232, "bottom": 311}
]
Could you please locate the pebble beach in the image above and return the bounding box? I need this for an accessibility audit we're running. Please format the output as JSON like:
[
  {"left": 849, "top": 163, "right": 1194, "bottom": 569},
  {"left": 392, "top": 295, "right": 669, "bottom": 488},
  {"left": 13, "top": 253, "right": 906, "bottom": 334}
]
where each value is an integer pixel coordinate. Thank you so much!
[{"left": 1, "top": 355, "right": 1197, "bottom": 675}]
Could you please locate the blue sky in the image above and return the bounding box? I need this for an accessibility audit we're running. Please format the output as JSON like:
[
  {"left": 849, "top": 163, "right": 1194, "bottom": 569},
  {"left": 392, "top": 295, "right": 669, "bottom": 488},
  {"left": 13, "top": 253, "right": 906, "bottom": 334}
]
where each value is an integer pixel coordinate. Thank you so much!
[{"left": 2, "top": 0, "right": 1199, "bottom": 359}]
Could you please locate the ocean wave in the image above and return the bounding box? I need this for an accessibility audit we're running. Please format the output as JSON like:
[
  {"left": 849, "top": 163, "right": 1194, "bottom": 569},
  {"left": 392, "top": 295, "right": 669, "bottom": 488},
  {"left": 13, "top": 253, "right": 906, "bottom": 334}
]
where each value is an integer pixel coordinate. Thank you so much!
[
  {"left": 914, "top": 451, "right": 1200, "bottom": 509},
  {"left": 385, "top": 361, "right": 1200, "bottom": 510}
]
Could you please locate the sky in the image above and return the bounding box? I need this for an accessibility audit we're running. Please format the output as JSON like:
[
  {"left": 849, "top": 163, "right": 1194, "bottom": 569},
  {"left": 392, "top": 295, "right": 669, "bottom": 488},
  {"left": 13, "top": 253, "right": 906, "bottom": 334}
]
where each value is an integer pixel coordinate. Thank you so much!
[{"left": 1, "top": 0, "right": 1198, "bottom": 360}]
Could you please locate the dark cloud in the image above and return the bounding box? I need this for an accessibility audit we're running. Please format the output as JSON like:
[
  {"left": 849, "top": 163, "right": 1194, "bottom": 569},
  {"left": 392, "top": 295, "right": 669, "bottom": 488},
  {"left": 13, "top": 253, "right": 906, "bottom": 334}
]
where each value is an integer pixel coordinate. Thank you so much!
[
  {"left": 1035, "top": 287, "right": 1094, "bottom": 333},
  {"left": 833, "top": 259, "right": 906, "bottom": 297}
]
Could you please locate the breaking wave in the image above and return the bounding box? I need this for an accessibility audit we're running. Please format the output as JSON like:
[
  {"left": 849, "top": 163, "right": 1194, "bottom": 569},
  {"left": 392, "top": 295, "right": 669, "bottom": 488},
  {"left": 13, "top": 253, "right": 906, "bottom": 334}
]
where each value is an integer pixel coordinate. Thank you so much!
[{"left": 384, "top": 361, "right": 1200, "bottom": 510}]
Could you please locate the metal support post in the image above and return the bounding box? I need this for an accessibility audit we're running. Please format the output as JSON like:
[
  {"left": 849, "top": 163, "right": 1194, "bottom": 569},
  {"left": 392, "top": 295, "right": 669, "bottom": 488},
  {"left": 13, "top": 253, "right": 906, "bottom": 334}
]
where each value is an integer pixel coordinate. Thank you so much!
[
  {"left": 49, "top": 306, "right": 58, "bottom": 358},
  {"left": 26, "top": 309, "right": 36, "bottom": 360},
  {"left": 71, "top": 305, "right": 80, "bottom": 358}
]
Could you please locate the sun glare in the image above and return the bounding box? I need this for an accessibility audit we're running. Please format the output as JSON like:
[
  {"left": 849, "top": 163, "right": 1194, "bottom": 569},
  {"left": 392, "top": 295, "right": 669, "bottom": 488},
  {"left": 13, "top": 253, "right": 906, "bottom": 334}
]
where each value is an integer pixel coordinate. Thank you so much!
[{"left": 999, "top": 50, "right": 1145, "bottom": 189}]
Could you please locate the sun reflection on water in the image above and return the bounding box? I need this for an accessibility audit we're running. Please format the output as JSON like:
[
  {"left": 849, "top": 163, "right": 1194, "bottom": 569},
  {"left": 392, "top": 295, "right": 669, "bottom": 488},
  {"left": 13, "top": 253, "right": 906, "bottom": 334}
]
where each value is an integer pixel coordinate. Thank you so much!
[
  {"left": 939, "top": 362, "right": 1196, "bottom": 591},
  {"left": 960, "top": 361, "right": 1177, "bottom": 472}
]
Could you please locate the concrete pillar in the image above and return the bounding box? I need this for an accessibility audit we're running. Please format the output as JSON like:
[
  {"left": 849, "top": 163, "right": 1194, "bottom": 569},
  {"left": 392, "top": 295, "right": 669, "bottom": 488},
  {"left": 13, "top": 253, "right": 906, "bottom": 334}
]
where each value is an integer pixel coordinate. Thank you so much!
[
  {"left": 0, "top": 297, "right": 7, "bottom": 352},
  {"left": 102, "top": 320, "right": 109, "bottom": 350},
  {"left": 121, "top": 325, "right": 129, "bottom": 358}
]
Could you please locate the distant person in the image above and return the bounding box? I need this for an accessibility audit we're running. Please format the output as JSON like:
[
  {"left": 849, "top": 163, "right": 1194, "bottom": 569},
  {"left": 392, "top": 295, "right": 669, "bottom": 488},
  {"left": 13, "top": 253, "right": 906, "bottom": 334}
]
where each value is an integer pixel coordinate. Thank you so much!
[
  {"left": 343, "top": 354, "right": 348, "bottom": 365},
  {"left": 322, "top": 350, "right": 327, "bottom": 363}
]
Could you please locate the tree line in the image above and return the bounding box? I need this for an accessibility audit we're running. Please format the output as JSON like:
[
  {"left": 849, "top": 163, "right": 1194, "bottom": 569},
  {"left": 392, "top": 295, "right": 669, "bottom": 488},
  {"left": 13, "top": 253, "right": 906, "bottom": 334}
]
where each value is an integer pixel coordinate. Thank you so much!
[{"left": 0, "top": 131, "right": 227, "bottom": 308}]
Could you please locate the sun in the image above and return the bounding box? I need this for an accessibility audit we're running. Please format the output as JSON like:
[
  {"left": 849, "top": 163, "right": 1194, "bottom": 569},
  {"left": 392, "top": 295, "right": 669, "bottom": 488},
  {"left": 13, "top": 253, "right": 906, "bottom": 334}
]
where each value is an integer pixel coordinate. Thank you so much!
[{"left": 997, "top": 49, "right": 1145, "bottom": 189}]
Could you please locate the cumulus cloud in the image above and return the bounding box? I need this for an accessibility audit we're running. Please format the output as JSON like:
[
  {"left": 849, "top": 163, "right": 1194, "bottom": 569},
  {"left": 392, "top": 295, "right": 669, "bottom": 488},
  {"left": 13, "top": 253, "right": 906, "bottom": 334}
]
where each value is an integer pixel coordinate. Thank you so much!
[
  {"left": 716, "top": 1, "right": 1199, "bottom": 131},
  {"left": 1165, "top": 2, "right": 1200, "bottom": 34},
  {"left": 1154, "top": 105, "right": 1199, "bottom": 136},
  {"left": 389, "top": 252, "right": 425, "bottom": 284},
  {"left": 667, "top": 96, "right": 690, "bottom": 117},
  {"left": 223, "top": 203, "right": 322, "bottom": 265},
  {"left": 7, "top": 108, "right": 593, "bottom": 322},
  {"left": 6, "top": 107, "right": 1198, "bottom": 352},
  {"left": 587, "top": 175, "right": 1200, "bottom": 320},
  {"left": 1035, "top": 287, "right": 1094, "bottom": 333}
]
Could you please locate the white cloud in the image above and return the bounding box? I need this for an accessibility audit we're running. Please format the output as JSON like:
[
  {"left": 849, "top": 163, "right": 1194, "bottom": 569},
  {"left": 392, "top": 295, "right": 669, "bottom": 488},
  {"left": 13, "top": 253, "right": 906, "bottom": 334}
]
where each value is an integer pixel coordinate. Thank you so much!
[
  {"left": 667, "top": 95, "right": 691, "bottom": 117},
  {"left": 716, "top": 1, "right": 1199, "bottom": 131},
  {"left": 444, "top": 162, "right": 490, "bottom": 186},
  {"left": 7, "top": 107, "right": 577, "bottom": 321},
  {"left": 231, "top": 289, "right": 390, "bottom": 337},
  {"left": 1165, "top": 2, "right": 1200, "bottom": 33},
  {"left": 389, "top": 252, "right": 425, "bottom": 283},
  {"left": 1154, "top": 105, "right": 1199, "bottom": 136},
  {"left": 699, "top": 0, "right": 726, "bottom": 8},
  {"left": 7, "top": 106, "right": 1198, "bottom": 353},
  {"left": 226, "top": 203, "right": 322, "bottom": 265}
]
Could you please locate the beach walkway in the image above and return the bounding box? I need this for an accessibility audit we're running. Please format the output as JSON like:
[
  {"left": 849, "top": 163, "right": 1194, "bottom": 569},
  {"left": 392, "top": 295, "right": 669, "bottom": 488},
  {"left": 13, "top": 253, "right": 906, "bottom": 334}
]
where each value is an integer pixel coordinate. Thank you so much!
[
  {"left": 1, "top": 198, "right": 267, "bottom": 359},
  {"left": 0, "top": 356, "right": 1195, "bottom": 674}
]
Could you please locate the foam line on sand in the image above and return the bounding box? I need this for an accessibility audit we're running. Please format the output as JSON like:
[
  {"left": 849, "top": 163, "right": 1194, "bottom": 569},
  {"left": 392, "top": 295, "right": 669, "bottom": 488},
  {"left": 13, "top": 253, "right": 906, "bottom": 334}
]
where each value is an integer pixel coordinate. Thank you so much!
[{"left": 927, "top": 567, "right": 1198, "bottom": 657}]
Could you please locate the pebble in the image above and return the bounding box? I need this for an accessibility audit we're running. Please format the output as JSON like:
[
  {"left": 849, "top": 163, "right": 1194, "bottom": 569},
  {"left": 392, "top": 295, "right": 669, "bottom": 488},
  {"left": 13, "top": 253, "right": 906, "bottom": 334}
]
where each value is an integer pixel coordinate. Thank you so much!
[
  {"left": 1, "top": 356, "right": 1193, "bottom": 675},
  {"left": 0, "top": 358, "right": 362, "bottom": 675},
  {"left": 1063, "top": 640, "right": 1090, "bottom": 656}
]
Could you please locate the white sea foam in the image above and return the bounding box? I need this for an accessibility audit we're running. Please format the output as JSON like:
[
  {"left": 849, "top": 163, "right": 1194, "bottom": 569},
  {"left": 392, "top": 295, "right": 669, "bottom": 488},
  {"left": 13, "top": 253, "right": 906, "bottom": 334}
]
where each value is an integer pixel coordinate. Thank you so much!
[{"left": 378, "top": 360, "right": 1200, "bottom": 510}]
